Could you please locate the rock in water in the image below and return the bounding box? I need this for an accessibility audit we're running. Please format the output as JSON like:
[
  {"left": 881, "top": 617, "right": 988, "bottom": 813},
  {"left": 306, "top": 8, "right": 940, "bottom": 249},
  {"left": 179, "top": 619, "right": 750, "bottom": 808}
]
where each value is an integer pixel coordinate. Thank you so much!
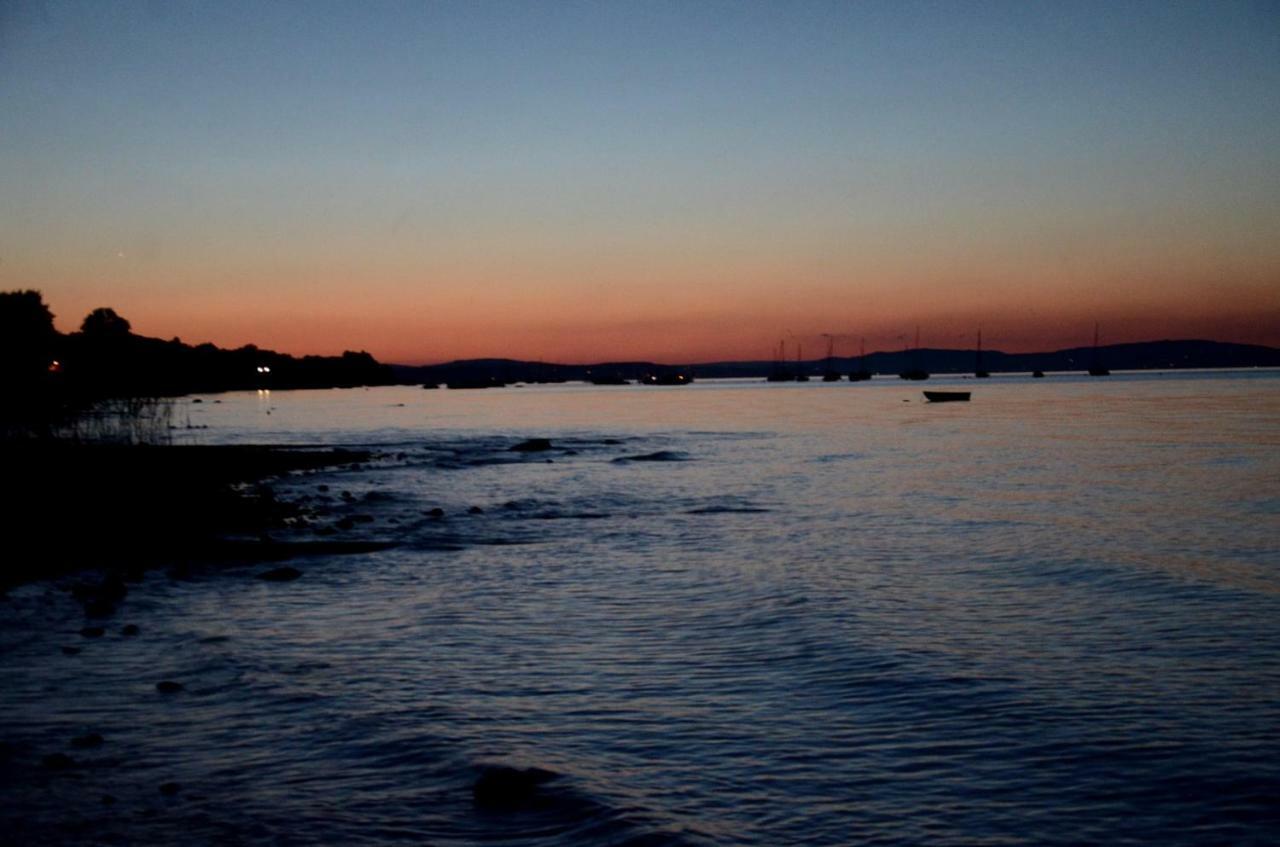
[
  {"left": 155, "top": 681, "right": 183, "bottom": 693},
  {"left": 70, "top": 733, "right": 104, "bottom": 749},
  {"left": 257, "top": 566, "right": 302, "bottom": 582},
  {"left": 158, "top": 782, "right": 181, "bottom": 796},
  {"left": 472, "top": 765, "right": 559, "bottom": 809},
  {"left": 509, "top": 438, "right": 553, "bottom": 453},
  {"left": 42, "top": 753, "right": 75, "bottom": 770}
]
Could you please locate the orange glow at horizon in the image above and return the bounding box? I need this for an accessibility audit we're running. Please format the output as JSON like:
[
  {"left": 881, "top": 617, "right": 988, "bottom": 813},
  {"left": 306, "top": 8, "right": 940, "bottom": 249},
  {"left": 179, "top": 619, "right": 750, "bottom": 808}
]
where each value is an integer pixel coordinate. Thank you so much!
[{"left": 20, "top": 254, "right": 1279, "bottom": 365}]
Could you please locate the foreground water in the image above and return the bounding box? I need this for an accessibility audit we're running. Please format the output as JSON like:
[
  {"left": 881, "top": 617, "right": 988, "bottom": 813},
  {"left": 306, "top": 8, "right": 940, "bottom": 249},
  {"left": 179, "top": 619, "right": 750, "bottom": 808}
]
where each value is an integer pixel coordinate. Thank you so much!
[{"left": 3, "top": 372, "right": 1279, "bottom": 845}]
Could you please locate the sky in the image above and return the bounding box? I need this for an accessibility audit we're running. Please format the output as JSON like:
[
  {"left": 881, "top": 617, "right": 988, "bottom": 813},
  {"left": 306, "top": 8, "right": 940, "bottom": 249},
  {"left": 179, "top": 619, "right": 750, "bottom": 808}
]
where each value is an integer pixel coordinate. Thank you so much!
[{"left": 2, "top": 0, "right": 1278, "bottom": 364}]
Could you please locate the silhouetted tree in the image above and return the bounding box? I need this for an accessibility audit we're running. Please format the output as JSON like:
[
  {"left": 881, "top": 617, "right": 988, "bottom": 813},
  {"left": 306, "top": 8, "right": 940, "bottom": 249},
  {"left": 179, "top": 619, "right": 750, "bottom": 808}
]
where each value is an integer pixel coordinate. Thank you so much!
[
  {"left": 0, "top": 290, "right": 62, "bottom": 437},
  {"left": 1, "top": 289, "right": 57, "bottom": 364},
  {"left": 80, "top": 307, "right": 131, "bottom": 337}
]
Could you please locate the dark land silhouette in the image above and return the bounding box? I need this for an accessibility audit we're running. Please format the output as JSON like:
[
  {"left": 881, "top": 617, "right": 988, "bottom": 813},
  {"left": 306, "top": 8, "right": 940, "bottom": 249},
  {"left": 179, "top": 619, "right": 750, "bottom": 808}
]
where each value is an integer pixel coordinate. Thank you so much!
[
  {"left": 0, "top": 291, "right": 393, "bottom": 588},
  {"left": 393, "top": 339, "right": 1280, "bottom": 386},
  {"left": 1, "top": 290, "right": 393, "bottom": 440},
  {"left": 0, "top": 441, "right": 374, "bottom": 589},
  {"left": 5, "top": 292, "right": 1277, "bottom": 415}
]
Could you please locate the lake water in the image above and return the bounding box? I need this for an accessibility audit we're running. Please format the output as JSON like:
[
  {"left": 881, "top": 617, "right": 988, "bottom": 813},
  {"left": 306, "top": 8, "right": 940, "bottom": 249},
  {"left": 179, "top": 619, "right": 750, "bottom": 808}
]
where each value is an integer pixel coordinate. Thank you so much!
[{"left": 3, "top": 372, "right": 1279, "bottom": 845}]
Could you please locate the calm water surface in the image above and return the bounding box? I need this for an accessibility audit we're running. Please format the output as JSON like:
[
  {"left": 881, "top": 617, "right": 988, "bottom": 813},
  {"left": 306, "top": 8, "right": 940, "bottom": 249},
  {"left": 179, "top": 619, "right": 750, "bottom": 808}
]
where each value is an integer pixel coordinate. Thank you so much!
[{"left": 3, "top": 372, "right": 1279, "bottom": 845}]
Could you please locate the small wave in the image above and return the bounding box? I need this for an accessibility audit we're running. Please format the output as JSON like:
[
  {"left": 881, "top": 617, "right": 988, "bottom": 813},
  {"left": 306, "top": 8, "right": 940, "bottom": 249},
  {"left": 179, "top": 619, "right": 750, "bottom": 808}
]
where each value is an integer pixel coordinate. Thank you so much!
[
  {"left": 685, "top": 506, "right": 771, "bottom": 515},
  {"left": 532, "top": 512, "right": 611, "bottom": 521},
  {"left": 470, "top": 764, "right": 706, "bottom": 845}
]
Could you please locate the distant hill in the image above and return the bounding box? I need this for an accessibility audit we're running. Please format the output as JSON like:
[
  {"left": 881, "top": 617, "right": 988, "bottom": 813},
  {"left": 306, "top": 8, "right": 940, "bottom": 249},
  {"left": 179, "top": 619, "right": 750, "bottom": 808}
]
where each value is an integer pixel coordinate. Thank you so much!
[{"left": 392, "top": 340, "right": 1280, "bottom": 385}]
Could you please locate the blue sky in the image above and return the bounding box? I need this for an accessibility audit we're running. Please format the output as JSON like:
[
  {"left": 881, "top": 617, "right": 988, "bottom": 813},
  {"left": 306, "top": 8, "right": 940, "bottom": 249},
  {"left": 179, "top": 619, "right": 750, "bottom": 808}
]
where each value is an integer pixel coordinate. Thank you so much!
[{"left": 3, "top": 0, "right": 1278, "bottom": 361}]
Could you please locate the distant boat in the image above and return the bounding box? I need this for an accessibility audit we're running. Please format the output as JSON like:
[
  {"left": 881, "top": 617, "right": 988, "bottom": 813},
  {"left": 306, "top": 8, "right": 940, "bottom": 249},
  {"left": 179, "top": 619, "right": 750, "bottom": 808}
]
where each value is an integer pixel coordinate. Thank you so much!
[
  {"left": 974, "top": 329, "right": 990, "bottom": 378},
  {"left": 820, "top": 335, "right": 842, "bottom": 381},
  {"left": 1088, "top": 324, "right": 1111, "bottom": 376},
  {"left": 923, "top": 390, "right": 970, "bottom": 402},
  {"left": 898, "top": 327, "right": 929, "bottom": 380},
  {"left": 766, "top": 339, "right": 796, "bottom": 382},
  {"left": 794, "top": 343, "right": 810, "bottom": 382},
  {"left": 641, "top": 370, "right": 693, "bottom": 386},
  {"left": 849, "top": 337, "right": 872, "bottom": 381},
  {"left": 447, "top": 377, "right": 505, "bottom": 389},
  {"left": 1032, "top": 370, "right": 1045, "bottom": 378},
  {"left": 586, "top": 370, "right": 629, "bottom": 385}
]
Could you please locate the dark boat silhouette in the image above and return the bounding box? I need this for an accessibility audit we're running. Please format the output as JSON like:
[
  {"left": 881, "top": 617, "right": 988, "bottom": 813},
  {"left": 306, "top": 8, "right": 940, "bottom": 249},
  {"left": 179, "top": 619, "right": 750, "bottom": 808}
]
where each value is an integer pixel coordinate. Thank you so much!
[
  {"left": 1032, "top": 370, "right": 1045, "bottom": 378},
  {"left": 446, "top": 376, "right": 505, "bottom": 389},
  {"left": 820, "top": 335, "right": 842, "bottom": 381},
  {"left": 586, "top": 370, "right": 629, "bottom": 385},
  {"left": 849, "top": 337, "right": 872, "bottom": 381},
  {"left": 766, "top": 339, "right": 796, "bottom": 382},
  {"left": 1088, "top": 324, "right": 1111, "bottom": 376},
  {"left": 924, "top": 390, "right": 970, "bottom": 402},
  {"left": 641, "top": 370, "right": 693, "bottom": 386},
  {"left": 898, "top": 327, "right": 929, "bottom": 380},
  {"left": 794, "top": 343, "right": 810, "bottom": 382},
  {"left": 974, "top": 329, "right": 990, "bottom": 378}
]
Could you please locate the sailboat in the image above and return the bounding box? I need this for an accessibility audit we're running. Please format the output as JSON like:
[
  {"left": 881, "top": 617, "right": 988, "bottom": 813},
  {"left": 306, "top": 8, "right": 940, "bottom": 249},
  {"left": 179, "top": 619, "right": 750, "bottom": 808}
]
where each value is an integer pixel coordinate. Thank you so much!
[
  {"left": 898, "top": 327, "right": 929, "bottom": 381},
  {"left": 849, "top": 337, "right": 872, "bottom": 381},
  {"left": 766, "top": 339, "right": 796, "bottom": 382},
  {"left": 974, "top": 329, "right": 990, "bottom": 378},
  {"left": 821, "top": 336, "right": 842, "bottom": 381},
  {"left": 1088, "top": 324, "right": 1111, "bottom": 376},
  {"left": 794, "top": 344, "right": 810, "bottom": 382}
]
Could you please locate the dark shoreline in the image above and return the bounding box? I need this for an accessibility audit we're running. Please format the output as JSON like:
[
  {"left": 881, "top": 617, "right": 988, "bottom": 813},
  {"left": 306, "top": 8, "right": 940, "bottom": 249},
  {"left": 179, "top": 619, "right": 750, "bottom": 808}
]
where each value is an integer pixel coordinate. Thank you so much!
[{"left": 1, "top": 442, "right": 372, "bottom": 591}]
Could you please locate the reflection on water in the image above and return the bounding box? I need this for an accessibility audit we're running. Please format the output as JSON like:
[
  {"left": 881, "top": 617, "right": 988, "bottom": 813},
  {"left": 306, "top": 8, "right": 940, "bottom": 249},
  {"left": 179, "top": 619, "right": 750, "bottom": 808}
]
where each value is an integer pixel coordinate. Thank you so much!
[{"left": 2, "top": 372, "right": 1278, "bottom": 845}]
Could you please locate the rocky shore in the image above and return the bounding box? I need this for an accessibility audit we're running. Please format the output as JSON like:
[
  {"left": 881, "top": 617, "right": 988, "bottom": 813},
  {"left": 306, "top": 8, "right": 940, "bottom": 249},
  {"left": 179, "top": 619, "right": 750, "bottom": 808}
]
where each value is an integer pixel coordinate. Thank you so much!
[{"left": 1, "top": 442, "right": 372, "bottom": 590}]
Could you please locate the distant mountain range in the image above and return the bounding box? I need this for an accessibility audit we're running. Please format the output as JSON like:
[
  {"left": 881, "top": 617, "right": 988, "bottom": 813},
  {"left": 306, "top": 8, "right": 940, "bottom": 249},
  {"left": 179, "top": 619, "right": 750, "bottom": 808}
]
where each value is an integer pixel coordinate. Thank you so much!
[{"left": 391, "top": 339, "right": 1280, "bottom": 385}]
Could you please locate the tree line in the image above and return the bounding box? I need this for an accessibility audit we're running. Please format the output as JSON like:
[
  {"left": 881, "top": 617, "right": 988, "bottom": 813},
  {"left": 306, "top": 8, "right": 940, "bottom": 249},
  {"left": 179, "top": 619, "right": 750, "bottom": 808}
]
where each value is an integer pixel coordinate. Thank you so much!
[{"left": 1, "top": 290, "right": 394, "bottom": 440}]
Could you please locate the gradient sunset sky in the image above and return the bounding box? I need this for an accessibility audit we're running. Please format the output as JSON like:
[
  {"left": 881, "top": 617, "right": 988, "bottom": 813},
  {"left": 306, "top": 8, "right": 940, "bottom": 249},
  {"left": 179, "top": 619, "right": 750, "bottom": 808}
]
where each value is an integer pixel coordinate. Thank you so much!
[{"left": 2, "top": 0, "right": 1278, "bottom": 363}]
